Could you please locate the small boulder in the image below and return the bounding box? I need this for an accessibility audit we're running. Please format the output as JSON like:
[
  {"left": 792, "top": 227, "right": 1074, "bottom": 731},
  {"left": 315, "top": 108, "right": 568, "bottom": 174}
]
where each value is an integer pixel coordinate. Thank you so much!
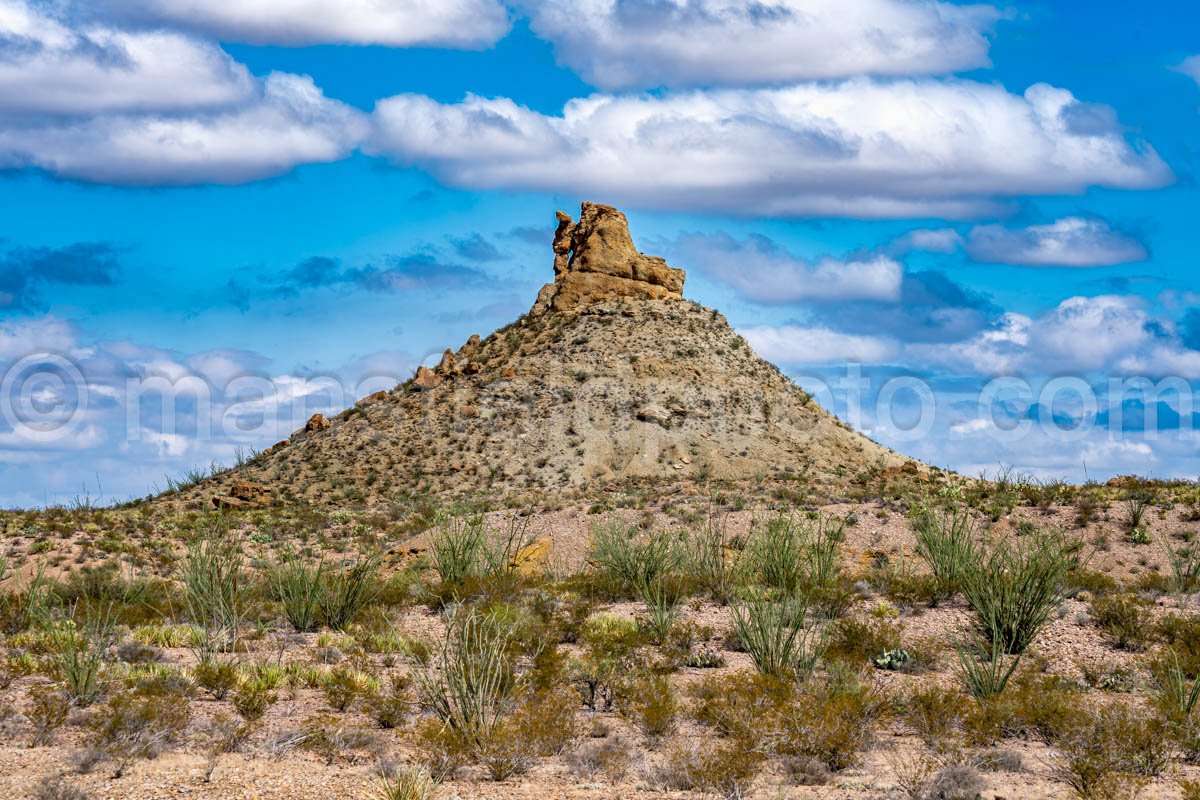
[
  {"left": 412, "top": 365, "right": 442, "bottom": 390},
  {"left": 305, "top": 413, "right": 331, "bottom": 433},
  {"left": 636, "top": 403, "right": 672, "bottom": 427}
]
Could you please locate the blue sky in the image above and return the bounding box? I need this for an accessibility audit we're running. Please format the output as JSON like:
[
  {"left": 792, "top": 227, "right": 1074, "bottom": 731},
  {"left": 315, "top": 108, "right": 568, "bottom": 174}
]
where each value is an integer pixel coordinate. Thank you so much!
[{"left": 1, "top": 0, "right": 1199, "bottom": 506}]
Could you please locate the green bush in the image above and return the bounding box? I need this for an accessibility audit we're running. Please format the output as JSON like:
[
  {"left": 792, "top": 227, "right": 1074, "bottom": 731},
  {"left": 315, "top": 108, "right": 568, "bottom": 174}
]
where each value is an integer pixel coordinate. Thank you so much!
[
  {"left": 270, "top": 554, "right": 324, "bottom": 632},
  {"left": 589, "top": 519, "right": 683, "bottom": 596},
  {"left": 1092, "top": 593, "right": 1151, "bottom": 651},
  {"left": 48, "top": 611, "right": 115, "bottom": 707},
  {"left": 181, "top": 528, "right": 245, "bottom": 656},
  {"left": 80, "top": 684, "right": 191, "bottom": 777},
  {"left": 959, "top": 529, "right": 1073, "bottom": 655},
  {"left": 1050, "top": 704, "right": 1169, "bottom": 800},
  {"left": 731, "top": 598, "right": 827, "bottom": 681},
  {"left": 320, "top": 552, "right": 381, "bottom": 631},
  {"left": 912, "top": 507, "right": 978, "bottom": 604}
]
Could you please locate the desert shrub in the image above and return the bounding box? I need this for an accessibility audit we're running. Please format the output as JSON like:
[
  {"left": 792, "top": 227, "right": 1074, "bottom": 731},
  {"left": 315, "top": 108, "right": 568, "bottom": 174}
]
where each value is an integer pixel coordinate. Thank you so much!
[
  {"left": 771, "top": 672, "right": 883, "bottom": 772},
  {"left": 415, "top": 609, "right": 515, "bottom": 750},
  {"left": 32, "top": 776, "right": 92, "bottom": 800},
  {"left": 0, "top": 565, "right": 54, "bottom": 635},
  {"left": 1164, "top": 535, "right": 1200, "bottom": 594},
  {"left": 181, "top": 528, "right": 245, "bottom": 656},
  {"left": 589, "top": 519, "right": 683, "bottom": 596},
  {"left": 373, "top": 763, "right": 439, "bottom": 800},
  {"left": 825, "top": 612, "right": 900, "bottom": 667},
  {"left": 80, "top": 683, "right": 191, "bottom": 777},
  {"left": 299, "top": 712, "right": 377, "bottom": 765},
  {"left": 475, "top": 687, "right": 582, "bottom": 780},
  {"left": 659, "top": 736, "right": 765, "bottom": 800},
  {"left": 1182, "top": 778, "right": 1200, "bottom": 800},
  {"left": 477, "top": 513, "right": 537, "bottom": 579},
  {"left": 732, "top": 597, "right": 827, "bottom": 681},
  {"left": 320, "top": 552, "right": 382, "bottom": 631},
  {"left": 570, "top": 612, "right": 642, "bottom": 711},
  {"left": 323, "top": 665, "right": 377, "bottom": 712},
  {"left": 1123, "top": 488, "right": 1156, "bottom": 539},
  {"left": 959, "top": 529, "right": 1073, "bottom": 655},
  {"left": 920, "top": 764, "right": 984, "bottom": 800},
  {"left": 686, "top": 509, "right": 746, "bottom": 601},
  {"left": 365, "top": 673, "right": 413, "bottom": 729},
  {"left": 912, "top": 507, "right": 978, "bottom": 604},
  {"left": 193, "top": 658, "right": 239, "bottom": 700},
  {"left": 429, "top": 514, "right": 485, "bottom": 586},
  {"left": 198, "top": 713, "right": 255, "bottom": 781},
  {"left": 567, "top": 735, "right": 635, "bottom": 784},
  {"left": 232, "top": 678, "right": 276, "bottom": 722},
  {"left": 270, "top": 554, "right": 324, "bottom": 632},
  {"left": 692, "top": 670, "right": 793, "bottom": 740},
  {"left": 47, "top": 612, "right": 115, "bottom": 707},
  {"left": 409, "top": 717, "right": 471, "bottom": 780},
  {"left": 1091, "top": 593, "right": 1151, "bottom": 651},
  {"left": 619, "top": 675, "right": 678, "bottom": 739},
  {"left": 637, "top": 575, "right": 684, "bottom": 644},
  {"left": 749, "top": 512, "right": 844, "bottom": 598},
  {"left": 28, "top": 683, "right": 70, "bottom": 745},
  {"left": 900, "top": 685, "right": 973, "bottom": 756},
  {"left": 1050, "top": 704, "right": 1170, "bottom": 800},
  {"left": 989, "top": 671, "right": 1087, "bottom": 744}
]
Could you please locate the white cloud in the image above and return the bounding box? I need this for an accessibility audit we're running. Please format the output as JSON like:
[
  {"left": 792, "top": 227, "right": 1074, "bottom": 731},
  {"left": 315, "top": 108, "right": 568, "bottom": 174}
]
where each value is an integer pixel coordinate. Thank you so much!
[
  {"left": 918, "top": 295, "right": 1200, "bottom": 378},
  {"left": 1175, "top": 55, "right": 1200, "bottom": 87},
  {"left": 742, "top": 324, "right": 899, "bottom": 364},
  {"left": 669, "top": 232, "right": 902, "bottom": 303},
  {"left": 0, "top": 0, "right": 254, "bottom": 115},
  {"left": 965, "top": 217, "right": 1148, "bottom": 266},
  {"left": 94, "top": 0, "right": 510, "bottom": 48},
  {"left": 0, "top": 72, "right": 367, "bottom": 185},
  {"left": 522, "top": 0, "right": 998, "bottom": 90},
  {"left": 369, "top": 80, "right": 1172, "bottom": 219},
  {"left": 890, "top": 227, "right": 965, "bottom": 254}
]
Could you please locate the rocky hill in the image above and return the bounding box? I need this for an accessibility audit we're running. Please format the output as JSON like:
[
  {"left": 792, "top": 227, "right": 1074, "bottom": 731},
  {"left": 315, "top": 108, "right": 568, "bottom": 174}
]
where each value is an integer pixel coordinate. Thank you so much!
[{"left": 193, "top": 203, "right": 908, "bottom": 508}]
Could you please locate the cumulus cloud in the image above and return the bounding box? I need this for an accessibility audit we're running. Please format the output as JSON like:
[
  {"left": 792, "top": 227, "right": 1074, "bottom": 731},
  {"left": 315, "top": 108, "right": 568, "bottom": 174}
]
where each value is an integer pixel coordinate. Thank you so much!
[
  {"left": 669, "top": 232, "right": 901, "bottom": 303},
  {"left": 920, "top": 295, "right": 1200, "bottom": 378},
  {"left": 522, "top": 0, "right": 998, "bottom": 89},
  {"left": 0, "top": 72, "right": 367, "bottom": 185},
  {"left": 95, "top": 0, "right": 510, "bottom": 48},
  {"left": 369, "top": 80, "right": 1172, "bottom": 219},
  {"left": 742, "top": 324, "right": 899, "bottom": 365},
  {"left": 965, "top": 217, "right": 1149, "bottom": 266},
  {"left": 0, "top": 0, "right": 254, "bottom": 116}
]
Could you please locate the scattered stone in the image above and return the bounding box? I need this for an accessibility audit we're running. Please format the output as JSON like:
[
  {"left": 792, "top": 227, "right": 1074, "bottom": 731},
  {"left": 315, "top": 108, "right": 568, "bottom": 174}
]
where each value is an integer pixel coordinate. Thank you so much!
[
  {"left": 359, "top": 390, "right": 388, "bottom": 406},
  {"left": 636, "top": 403, "right": 672, "bottom": 426}
]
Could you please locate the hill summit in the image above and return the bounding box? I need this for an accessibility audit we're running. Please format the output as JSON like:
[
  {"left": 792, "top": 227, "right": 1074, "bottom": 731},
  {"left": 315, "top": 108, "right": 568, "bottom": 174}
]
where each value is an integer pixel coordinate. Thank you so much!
[{"left": 198, "top": 203, "right": 906, "bottom": 507}]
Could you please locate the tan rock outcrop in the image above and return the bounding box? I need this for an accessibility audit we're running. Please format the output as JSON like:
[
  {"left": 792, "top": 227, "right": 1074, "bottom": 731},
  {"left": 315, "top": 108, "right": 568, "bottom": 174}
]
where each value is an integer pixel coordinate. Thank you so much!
[
  {"left": 305, "top": 413, "right": 331, "bottom": 433},
  {"left": 532, "top": 202, "right": 685, "bottom": 315},
  {"left": 412, "top": 365, "right": 442, "bottom": 390}
]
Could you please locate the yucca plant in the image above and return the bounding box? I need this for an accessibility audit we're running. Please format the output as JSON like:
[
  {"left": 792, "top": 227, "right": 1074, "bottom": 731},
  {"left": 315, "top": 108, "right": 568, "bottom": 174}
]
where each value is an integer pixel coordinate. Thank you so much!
[
  {"left": 958, "top": 529, "right": 1073, "bottom": 655},
  {"left": 374, "top": 763, "right": 439, "bottom": 800},
  {"left": 1155, "top": 650, "right": 1200, "bottom": 719},
  {"left": 271, "top": 554, "right": 324, "bottom": 632},
  {"left": 320, "top": 552, "right": 382, "bottom": 631},
  {"left": 731, "top": 597, "right": 827, "bottom": 681},
  {"left": 956, "top": 635, "right": 1021, "bottom": 698},
  {"left": 48, "top": 606, "right": 115, "bottom": 707}
]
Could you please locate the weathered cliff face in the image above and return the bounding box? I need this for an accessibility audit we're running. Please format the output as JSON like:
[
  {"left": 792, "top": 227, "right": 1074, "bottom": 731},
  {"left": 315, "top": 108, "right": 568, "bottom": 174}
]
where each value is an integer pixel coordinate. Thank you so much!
[{"left": 531, "top": 202, "right": 686, "bottom": 314}]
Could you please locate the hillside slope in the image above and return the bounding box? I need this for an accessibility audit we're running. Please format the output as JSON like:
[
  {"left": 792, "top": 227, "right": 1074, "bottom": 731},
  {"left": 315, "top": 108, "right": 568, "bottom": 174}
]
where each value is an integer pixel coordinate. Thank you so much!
[{"left": 187, "top": 203, "right": 909, "bottom": 507}]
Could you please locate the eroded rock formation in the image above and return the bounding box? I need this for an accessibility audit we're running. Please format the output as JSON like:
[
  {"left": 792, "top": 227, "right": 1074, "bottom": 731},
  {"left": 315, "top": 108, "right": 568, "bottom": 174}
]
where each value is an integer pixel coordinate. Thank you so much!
[{"left": 532, "top": 202, "right": 685, "bottom": 315}]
